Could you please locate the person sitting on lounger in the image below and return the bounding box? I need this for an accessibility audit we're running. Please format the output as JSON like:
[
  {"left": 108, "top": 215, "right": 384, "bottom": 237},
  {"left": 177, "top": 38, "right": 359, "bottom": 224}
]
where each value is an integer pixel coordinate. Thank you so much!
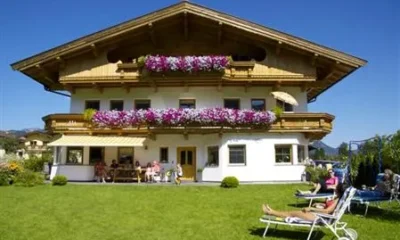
[
  {"left": 298, "top": 169, "right": 339, "bottom": 195},
  {"left": 263, "top": 184, "right": 345, "bottom": 221},
  {"left": 355, "top": 169, "right": 393, "bottom": 198}
]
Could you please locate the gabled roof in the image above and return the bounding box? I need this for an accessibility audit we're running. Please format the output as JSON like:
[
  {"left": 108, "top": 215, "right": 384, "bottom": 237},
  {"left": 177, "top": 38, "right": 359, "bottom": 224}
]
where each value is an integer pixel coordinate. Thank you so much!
[
  {"left": 10, "top": 1, "right": 366, "bottom": 101},
  {"left": 11, "top": 1, "right": 366, "bottom": 70}
]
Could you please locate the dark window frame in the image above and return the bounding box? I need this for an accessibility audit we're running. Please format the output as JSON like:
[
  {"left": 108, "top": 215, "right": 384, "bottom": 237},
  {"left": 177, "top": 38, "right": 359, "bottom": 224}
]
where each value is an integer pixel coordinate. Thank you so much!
[
  {"left": 160, "top": 147, "right": 169, "bottom": 163},
  {"left": 224, "top": 99, "right": 241, "bottom": 110},
  {"left": 117, "top": 147, "right": 134, "bottom": 164},
  {"left": 251, "top": 98, "right": 266, "bottom": 111},
  {"left": 228, "top": 145, "right": 246, "bottom": 165},
  {"left": 134, "top": 99, "right": 151, "bottom": 110},
  {"left": 179, "top": 99, "right": 196, "bottom": 109},
  {"left": 66, "top": 147, "right": 84, "bottom": 165},
  {"left": 275, "top": 145, "right": 292, "bottom": 164},
  {"left": 297, "top": 145, "right": 306, "bottom": 163},
  {"left": 207, "top": 146, "right": 219, "bottom": 167},
  {"left": 89, "top": 147, "right": 104, "bottom": 165},
  {"left": 276, "top": 99, "right": 294, "bottom": 112},
  {"left": 110, "top": 100, "right": 124, "bottom": 111},
  {"left": 85, "top": 100, "right": 100, "bottom": 110}
]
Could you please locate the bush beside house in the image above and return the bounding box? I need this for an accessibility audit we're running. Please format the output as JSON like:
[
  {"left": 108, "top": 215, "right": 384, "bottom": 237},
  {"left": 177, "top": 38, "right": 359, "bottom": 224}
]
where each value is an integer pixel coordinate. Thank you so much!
[{"left": 220, "top": 176, "right": 239, "bottom": 188}]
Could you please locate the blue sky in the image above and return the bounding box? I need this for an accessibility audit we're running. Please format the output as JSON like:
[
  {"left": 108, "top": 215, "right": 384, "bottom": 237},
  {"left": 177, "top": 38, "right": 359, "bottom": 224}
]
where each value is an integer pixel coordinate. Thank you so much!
[{"left": 0, "top": 0, "right": 398, "bottom": 147}]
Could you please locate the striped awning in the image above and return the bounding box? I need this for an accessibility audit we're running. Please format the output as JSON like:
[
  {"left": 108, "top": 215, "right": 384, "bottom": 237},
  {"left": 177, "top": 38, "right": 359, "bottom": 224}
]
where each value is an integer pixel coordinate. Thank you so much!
[{"left": 48, "top": 135, "right": 146, "bottom": 147}]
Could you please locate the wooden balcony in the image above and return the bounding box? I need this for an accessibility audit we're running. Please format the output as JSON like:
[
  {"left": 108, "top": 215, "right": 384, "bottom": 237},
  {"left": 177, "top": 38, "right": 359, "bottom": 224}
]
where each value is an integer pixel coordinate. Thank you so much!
[{"left": 43, "top": 113, "right": 334, "bottom": 140}]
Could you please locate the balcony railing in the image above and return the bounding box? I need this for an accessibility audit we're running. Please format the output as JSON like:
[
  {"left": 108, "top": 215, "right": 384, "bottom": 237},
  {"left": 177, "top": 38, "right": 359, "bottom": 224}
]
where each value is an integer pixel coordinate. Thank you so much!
[{"left": 43, "top": 112, "right": 334, "bottom": 140}]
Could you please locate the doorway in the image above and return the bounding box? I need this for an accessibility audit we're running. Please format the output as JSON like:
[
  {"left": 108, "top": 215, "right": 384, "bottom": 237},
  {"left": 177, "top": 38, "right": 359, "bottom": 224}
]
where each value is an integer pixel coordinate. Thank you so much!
[{"left": 176, "top": 147, "right": 196, "bottom": 181}]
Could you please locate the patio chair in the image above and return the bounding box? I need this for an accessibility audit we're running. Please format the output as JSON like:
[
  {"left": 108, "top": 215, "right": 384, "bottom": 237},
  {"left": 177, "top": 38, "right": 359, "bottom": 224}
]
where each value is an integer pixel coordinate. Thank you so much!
[
  {"left": 350, "top": 174, "right": 400, "bottom": 216},
  {"left": 260, "top": 187, "right": 358, "bottom": 240}
]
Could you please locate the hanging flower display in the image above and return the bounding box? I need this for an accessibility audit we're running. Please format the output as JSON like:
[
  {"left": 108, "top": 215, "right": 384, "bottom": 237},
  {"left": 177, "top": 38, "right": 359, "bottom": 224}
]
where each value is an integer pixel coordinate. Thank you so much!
[
  {"left": 92, "top": 108, "right": 276, "bottom": 128},
  {"left": 140, "top": 55, "right": 231, "bottom": 73}
]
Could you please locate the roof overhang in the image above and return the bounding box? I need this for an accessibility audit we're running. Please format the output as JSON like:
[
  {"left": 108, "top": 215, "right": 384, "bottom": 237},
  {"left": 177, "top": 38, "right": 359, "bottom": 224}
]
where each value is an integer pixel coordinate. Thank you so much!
[
  {"left": 48, "top": 135, "right": 146, "bottom": 147},
  {"left": 10, "top": 1, "right": 367, "bottom": 101}
]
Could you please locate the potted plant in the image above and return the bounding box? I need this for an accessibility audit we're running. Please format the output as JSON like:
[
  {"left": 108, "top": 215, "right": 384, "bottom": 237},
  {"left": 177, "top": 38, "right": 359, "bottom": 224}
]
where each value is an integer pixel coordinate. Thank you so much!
[{"left": 196, "top": 168, "right": 204, "bottom": 182}]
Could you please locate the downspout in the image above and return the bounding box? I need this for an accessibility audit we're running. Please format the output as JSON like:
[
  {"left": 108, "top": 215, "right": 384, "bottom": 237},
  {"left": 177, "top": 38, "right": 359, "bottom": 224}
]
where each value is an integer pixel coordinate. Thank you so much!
[{"left": 44, "top": 86, "right": 71, "bottom": 98}]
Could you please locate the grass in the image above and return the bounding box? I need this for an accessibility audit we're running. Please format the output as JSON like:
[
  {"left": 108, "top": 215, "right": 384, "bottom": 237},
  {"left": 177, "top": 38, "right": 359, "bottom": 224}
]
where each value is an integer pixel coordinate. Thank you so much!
[{"left": 0, "top": 183, "right": 399, "bottom": 240}]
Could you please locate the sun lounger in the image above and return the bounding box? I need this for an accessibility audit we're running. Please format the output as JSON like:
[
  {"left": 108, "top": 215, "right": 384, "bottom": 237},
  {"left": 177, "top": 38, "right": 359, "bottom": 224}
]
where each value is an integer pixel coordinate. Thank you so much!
[
  {"left": 350, "top": 174, "right": 400, "bottom": 216},
  {"left": 295, "top": 192, "right": 335, "bottom": 207},
  {"left": 260, "top": 187, "right": 358, "bottom": 240}
]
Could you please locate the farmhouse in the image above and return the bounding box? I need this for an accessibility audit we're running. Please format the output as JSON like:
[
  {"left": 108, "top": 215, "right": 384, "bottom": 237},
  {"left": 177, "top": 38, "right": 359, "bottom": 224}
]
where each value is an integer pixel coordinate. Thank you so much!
[{"left": 11, "top": 1, "right": 366, "bottom": 182}]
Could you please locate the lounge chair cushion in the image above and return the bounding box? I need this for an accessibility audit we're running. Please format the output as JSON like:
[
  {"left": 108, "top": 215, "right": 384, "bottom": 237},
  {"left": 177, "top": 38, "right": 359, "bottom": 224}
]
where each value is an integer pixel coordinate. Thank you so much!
[
  {"left": 352, "top": 196, "right": 391, "bottom": 203},
  {"left": 261, "top": 215, "right": 319, "bottom": 225}
]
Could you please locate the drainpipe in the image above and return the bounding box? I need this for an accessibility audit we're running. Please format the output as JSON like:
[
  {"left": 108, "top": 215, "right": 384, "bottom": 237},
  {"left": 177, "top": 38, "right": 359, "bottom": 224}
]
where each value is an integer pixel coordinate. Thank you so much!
[{"left": 44, "top": 86, "right": 71, "bottom": 98}]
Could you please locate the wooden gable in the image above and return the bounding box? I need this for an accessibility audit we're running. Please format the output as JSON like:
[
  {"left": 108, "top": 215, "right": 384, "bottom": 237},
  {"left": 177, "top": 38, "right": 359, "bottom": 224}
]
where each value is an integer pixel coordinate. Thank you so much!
[{"left": 10, "top": 1, "right": 366, "bottom": 102}]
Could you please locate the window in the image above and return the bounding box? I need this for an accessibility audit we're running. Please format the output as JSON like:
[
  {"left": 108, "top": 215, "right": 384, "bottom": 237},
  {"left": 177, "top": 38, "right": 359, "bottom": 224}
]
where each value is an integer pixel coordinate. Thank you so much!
[
  {"left": 179, "top": 99, "right": 196, "bottom": 109},
  {"left": 251, "top": 99, "right": 266, "bottom": 111},
  {"left": 160, "top": 147, "right": 169, "bottom": 163},
  {"left": 118, "top": 147, "right": 133, "bottom": 164},
  {"left": 298, "top": 145, "right": 306, "bottom": 163},
  {"left": 207, "top": 146, "right": 219, "bottom": 166},
  {"left": 110, "top": 100, "right": 124, "bottom": 111},
  {"left": 66, "top": 147, "right": 84, "bottom": 164},
  {"left": 30, "top": 141, "right": 37, "bottom": 147},
  {"left": 276, "top": 99, "right": 293, "bottom": 112},
  {"left": 224, "top": 99, "right": 240, "bottom": 110},
  {"left": 89, "top": 147, "right": 104, "bottom": 165},
  {"left": 135, "top": 100, "right": 151, "bottom": 110},
  {"left": 275, "top": 145, "right": 292, "bottom": 163},
  {"left": 228, "top": 145, "right": 246, "bottom": 165},
  {"left": 85, "top": 100, "right": 100, "bottom": 110}
]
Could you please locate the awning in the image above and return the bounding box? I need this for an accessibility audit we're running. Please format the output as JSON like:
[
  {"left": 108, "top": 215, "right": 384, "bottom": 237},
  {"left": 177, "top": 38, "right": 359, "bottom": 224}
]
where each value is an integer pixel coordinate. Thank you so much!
[
  {"left": 48, "top": 135, "right": 146, "bottom": 147},
  {"left": 271, "top": 91, "right": 299, "bottom": 106}
]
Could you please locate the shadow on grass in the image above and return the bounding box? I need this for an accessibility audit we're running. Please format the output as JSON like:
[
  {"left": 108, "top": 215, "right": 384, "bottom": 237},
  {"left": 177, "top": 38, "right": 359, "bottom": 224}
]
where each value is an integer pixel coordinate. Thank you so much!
[
  {"left": 248, "top": 226, "right": 325, "bottom": 239},
  {"left": 350, "top": 203, "right": 400, "bottom": 222}
]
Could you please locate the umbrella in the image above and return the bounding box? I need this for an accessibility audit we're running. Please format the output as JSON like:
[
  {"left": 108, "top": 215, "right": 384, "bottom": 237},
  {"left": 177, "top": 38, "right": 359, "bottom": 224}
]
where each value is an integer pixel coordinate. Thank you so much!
[{"left": 271, "top": 91, "right": 298, "bottom": 106}]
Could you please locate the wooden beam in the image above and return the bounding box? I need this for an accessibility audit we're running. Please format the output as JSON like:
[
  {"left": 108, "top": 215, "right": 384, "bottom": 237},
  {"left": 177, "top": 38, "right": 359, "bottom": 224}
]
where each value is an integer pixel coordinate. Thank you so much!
[
  {"left": 92, "top": 83, "right": 103, "bottom": 93},
  {"left": 56, "top": 56, "right": 66, "bottom": 69},
  {"left": 183, "top": 11, "right": 189, "bottom": 41},
  {"left": 276, "top": 41, "right": 283, "bottom": 55},
  {"left": 121, "top": 83, "right": 130, "bottom": 93},
  {"left": 244, "top": 81, "right": 252, "bottom": 92},
  {"left": 35, "top": 64, "right": 54, "bottom": 84},
  {"left": 217, "top": 21, "right": 223, "bottom": 45},
  {"left": 90, "top": 44, "right": 98, "bottom": 57},
  {"left": 148, "top": 23, "right": 156, "bottom": 46},
  {"left": 64, "top": 84, "right": 75, "bottom": 94},
  {"left": 312, "top": 53, "right": 319, "bottom": 66},
  {"left": 272, "top": 81, "right": 281, "bottom": 91}
]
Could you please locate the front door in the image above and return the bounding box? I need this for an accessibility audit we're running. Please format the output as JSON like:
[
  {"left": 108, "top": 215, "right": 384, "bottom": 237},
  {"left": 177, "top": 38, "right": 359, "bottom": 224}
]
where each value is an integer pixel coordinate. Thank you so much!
[{"left": 177, "top": 147, "right": 196, "bottom": 181}]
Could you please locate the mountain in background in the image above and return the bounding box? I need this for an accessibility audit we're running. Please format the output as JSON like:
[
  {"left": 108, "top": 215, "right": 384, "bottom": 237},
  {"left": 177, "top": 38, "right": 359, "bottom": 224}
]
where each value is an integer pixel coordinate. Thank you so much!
[
  {"left": 310, "top": 140, "right": 339, "bottom": 156},
  {"left": 0, "top": 128, "right": 43, "bottom": 138}
]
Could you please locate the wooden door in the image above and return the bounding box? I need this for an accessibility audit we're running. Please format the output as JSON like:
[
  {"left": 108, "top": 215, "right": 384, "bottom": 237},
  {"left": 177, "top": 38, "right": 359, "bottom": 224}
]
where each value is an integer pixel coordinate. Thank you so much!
[{"left": 177, "top": 147, "right": 196, "bottom": 181}]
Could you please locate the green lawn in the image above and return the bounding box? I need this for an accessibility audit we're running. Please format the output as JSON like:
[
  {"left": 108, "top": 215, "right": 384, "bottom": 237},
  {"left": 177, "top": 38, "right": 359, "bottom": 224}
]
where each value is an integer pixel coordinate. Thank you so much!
[{"left": 0, "top": 184, "right": 399, "bottom": 240}]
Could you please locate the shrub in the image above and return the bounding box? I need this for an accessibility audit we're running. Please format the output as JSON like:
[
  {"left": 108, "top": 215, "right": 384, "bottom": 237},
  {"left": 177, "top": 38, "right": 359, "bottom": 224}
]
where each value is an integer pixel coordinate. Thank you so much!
[
  {"left": 83, "top": 108, "right": 97, "bottom": 121},
  {"left": 305, "top": 165, "right": 328, "bottom": 183},
  {"left": 23, "top": 156, "right": 48, "bottom": 172},
  {"left": 272, "top": 106, "right": 283, "bottom": 117},
  {"left": 0, "top": 170, "right": 10, "bottom": 186},
  {"left": 220, "top": 176, "right": 239, "bottom": 188},
  {"left": 14, "top": 170, "right": 44, "bottom": 187},
  {"left": 52, "top": 175, "right": 68, "bottom": 186}
]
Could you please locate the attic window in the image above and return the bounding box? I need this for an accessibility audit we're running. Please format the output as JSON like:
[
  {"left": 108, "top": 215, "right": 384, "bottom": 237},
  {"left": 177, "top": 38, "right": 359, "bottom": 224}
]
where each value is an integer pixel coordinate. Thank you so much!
[{"left": 231, "top": 47, "right": 266, "bottom": 62}]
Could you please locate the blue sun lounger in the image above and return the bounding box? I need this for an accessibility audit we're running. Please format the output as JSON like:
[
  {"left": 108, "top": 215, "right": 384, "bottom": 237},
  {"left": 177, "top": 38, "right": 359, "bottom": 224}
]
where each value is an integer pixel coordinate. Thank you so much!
[{"left": 350, "top": 174, "right": 400, "bottom": 216}]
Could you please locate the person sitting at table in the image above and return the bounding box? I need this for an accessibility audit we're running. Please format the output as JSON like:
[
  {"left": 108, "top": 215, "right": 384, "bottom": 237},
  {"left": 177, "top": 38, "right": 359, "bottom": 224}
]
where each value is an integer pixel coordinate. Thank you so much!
[
  {"left": 108, "top": 159, "right": 119, "bottom": 183},
  {"left": 135, "top": 160, "right": 142, "bottom": 183},
  {"left": 297, "top": 168, "right": 338, "bottom": 195},
  {"left": 145, "top": 162, "right": 154, "bottom": 183},
  {"left": 95, "top": 160, "right": 106, "bottom": 183}
]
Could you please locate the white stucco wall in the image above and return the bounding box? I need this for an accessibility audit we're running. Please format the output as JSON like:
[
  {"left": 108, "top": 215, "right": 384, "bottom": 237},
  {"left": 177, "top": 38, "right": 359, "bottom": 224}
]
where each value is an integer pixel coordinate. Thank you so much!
[
  {"left": 51, "top": 133, "right": 308, "bottom": 182},
  {"left": 70, "top": 86, "right": 308, "bottom": 113}
]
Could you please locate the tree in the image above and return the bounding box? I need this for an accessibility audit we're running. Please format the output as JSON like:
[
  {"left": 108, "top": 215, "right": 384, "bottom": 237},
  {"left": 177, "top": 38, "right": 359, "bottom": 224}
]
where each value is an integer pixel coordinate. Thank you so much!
[
  {"left": 338, "top": 142, "right": 349, "bottom": 161},
  {"left": 312, "top": 148, "right": 326, "bottom": 160},
  {"left": 0, "top": 137, "right": 19, "bottom": 153}
]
